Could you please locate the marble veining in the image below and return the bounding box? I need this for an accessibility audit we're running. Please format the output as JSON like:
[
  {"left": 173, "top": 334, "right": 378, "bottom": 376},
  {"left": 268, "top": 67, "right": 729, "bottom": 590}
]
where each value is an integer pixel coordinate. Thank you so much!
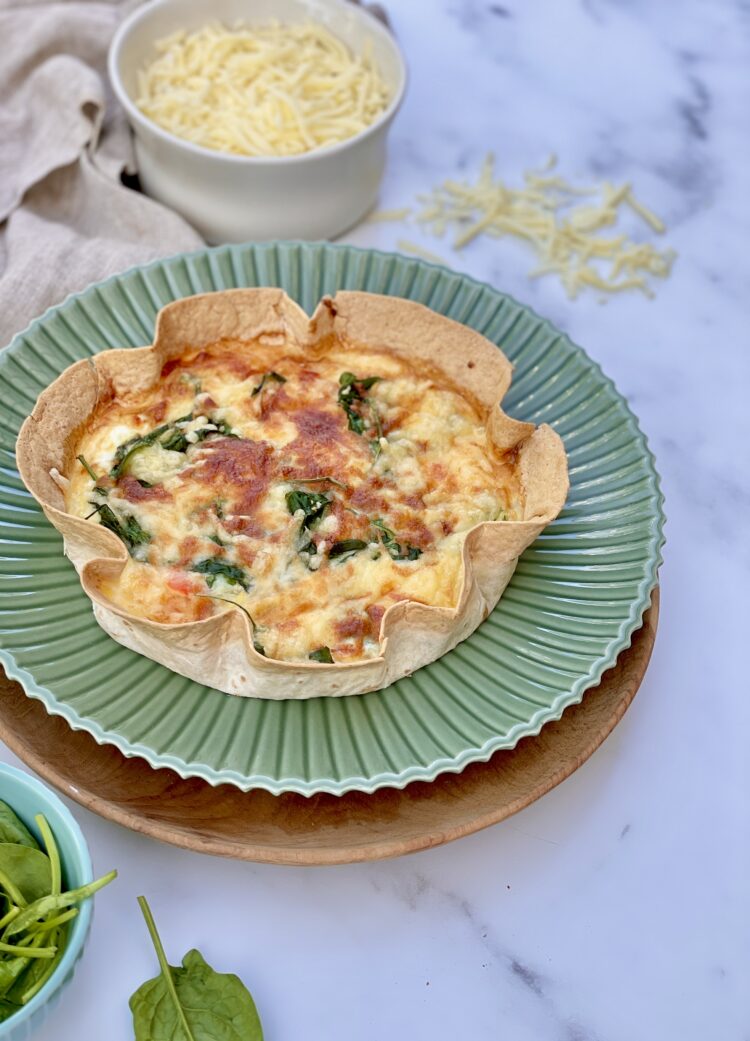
[{"left": 3, "top": 1, "right": 747, "bottom": 1038}]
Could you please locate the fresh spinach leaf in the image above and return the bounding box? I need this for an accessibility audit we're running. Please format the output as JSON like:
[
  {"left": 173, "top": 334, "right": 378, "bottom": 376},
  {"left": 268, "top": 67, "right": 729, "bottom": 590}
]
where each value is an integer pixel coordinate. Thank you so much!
[
  {"left": 0, "top": 869, "right": 27, "bottom": 909},
  {"left": 130, "top": 896, "right": 263, "bottom": 1041},
  {"left": 87, "top": 503, "right": 151, "bottom": 555},
  {"left": 0, "top": 957, "right": 30, "bottom": 1001},
  {"left": 371, "top": 518, "right": 422, "bottom": 562},
  {"left": 35, "top": 814, "right": 61, "bottom": 905},
  {"left": 0, "top": 999, "right": 18, "bottom": 1022},
  {"left": 0, "top": 812, "right": 115, "bottom": 1017},
  {"left": 308, "top": 647, "right": 334, "bottom": 663},
  {"left": 328, "top": 539, "right": 368, "bottom": 560},
  {"left": 0, "top": 804, "right": 38, "bottom": 850},
  {"left": 9, "top": 925, "right": 67, "bottom": 1006},
  {"left": 191, "top": 559, "right": 251, "bottom": 592},
  {"left": 251, "top": 371, "right": 287, "bottom": 397},
  {"left": 0, "top": 940, "right": 55, "bottom": 959},
  {"left": 0, "top": 847, "right": 51, "bottom": 905},
  {"left": 25, "top": 908, "right": 78, "bottom": 936},
  {"left": 4, "top": 870, "right": 116, "bottom": 939}
]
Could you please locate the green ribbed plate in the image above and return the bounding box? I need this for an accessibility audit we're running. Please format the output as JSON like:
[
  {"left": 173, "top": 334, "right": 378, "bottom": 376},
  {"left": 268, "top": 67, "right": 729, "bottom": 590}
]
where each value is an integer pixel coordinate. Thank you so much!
[{"left": 0, "top": 243, "right": 663, "bottom": 796}]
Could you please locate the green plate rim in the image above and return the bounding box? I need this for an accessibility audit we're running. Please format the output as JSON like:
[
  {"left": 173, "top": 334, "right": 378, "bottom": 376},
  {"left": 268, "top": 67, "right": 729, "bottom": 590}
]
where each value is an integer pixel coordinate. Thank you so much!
[{"left": 0, "top": 241, "right": 665, "bottom": 796}]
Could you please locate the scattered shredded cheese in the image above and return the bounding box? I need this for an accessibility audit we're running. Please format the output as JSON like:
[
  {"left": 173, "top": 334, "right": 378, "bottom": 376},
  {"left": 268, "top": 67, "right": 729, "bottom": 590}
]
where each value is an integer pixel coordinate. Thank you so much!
[
  {"left": 367, "top": 208, "right": 413, "bottom": 223},
  {"left": 396, "top": 240, "right": 449, "bottom": 266},
  {"left": 136, "top": 21, "right": 391, "bottom": 157},
  {"left": 411, "top": 154, "right": 675, "bottom": 299}
]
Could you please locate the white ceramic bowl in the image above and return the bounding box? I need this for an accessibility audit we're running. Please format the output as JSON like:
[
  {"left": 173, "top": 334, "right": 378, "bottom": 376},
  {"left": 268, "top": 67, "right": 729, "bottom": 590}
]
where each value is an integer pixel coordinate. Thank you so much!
[{"left": 108, "top": 0, "right": 407, "bottom": 243}]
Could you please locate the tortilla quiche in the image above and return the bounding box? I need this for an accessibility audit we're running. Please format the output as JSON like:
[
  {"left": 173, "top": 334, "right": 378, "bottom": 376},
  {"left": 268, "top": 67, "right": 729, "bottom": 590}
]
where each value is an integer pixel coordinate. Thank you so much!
[{"left": 17, "top": 290, "right": 568, "bottom": 700}]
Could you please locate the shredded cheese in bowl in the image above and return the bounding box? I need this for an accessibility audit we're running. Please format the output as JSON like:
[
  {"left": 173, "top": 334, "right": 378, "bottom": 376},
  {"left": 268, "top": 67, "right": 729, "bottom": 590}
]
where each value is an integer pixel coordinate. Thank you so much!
[{"left": 135, "top": 20, "right": 392, "bottom": 157}]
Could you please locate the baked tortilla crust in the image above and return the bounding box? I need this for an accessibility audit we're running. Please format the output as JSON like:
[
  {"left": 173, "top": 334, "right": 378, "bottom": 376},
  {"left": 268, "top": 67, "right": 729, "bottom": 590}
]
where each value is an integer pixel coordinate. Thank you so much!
[{"left": 17, "top": 290, "right": 569, "bottom": 699}]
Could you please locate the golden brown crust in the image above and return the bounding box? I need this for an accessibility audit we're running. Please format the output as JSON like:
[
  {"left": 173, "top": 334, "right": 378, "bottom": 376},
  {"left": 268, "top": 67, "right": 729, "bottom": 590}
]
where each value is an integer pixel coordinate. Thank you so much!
[{"left": 16, "top": 289, "right": 569, "bottom": 700}]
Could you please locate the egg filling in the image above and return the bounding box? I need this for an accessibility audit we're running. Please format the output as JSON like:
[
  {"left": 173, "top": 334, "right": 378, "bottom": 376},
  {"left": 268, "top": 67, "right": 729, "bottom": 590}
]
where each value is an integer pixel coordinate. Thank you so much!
[{"left": 67, "top": 339, "right": 520, "bottom": 663}]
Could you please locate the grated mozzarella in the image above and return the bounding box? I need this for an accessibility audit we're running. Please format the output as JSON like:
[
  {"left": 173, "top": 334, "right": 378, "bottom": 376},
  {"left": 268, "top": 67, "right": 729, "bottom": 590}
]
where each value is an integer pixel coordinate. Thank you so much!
[{"left": 136, "top": 21, "right": 391, "bottom": 157}]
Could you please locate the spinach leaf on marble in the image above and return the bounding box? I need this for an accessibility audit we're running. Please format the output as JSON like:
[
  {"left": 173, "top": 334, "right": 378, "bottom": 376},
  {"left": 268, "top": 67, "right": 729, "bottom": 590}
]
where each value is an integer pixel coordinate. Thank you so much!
[{"left": 130, "top": 896, "right": 264, "bottom": 1041}]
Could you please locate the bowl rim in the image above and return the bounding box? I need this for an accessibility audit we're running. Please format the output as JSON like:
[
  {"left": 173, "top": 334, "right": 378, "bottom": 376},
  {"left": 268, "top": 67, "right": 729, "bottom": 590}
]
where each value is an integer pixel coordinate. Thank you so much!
[
  {"left": 0, "top": 763, "right": 93, "bottom": 1034},
  {"left": 108, "top": 0, "right": 409, "bottom": 166}
]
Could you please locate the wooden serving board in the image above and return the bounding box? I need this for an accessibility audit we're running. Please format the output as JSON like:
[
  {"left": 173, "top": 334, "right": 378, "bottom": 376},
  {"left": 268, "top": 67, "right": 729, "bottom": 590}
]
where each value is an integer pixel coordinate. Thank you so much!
[{"left": 0, "top": 591, "right": 657, "bottom": 865}]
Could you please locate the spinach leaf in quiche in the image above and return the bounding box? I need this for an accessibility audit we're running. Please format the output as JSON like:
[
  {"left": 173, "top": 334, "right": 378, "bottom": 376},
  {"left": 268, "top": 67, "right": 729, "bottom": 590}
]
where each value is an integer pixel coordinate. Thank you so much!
[
  {"left": 371, "top": 518, "right": 422, "bottom": 562},
  {"left": 110, "top": 422, "right": 175, "bottom": 478},
  {"left": 251, "top": 371, "right": 287, "bottom": 397},
  {"left": 87, "top": 503, "right": 151, "bottom": 555},
  {"left": 161, "top": 418, "right": 236, "bottom": 453},
  {"left": 198, "top": 596, "right": 266, "bottom": 655},
  {"left": 76, "top": 454, "right": 108, "bottom": 497},
  {"left": 286, "top": 489, "right": 331, "bottom": 560},
  {"left": 191, "top": 558, "right": 251, "bottom": 592},
  {"left": 285, "top": 489, "right": 330, "bottom": 530},
  {"left": 308, "top": 647, "right": 334, "bottom": 663},
  {"left": 110, "top": 414, "right": 235, "bottom": 478},
  {"left": 337, "top": 373, "right": 383, "bottom": 442},
  {"left": 328, "top": 539, "right": 368, "bottom": 560}
]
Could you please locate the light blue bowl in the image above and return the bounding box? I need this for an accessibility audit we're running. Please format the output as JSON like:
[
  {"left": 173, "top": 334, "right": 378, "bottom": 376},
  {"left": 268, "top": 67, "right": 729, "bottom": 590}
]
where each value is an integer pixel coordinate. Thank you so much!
[{"left": 0, "top": 764, "right": 93, "bottom": 1039}]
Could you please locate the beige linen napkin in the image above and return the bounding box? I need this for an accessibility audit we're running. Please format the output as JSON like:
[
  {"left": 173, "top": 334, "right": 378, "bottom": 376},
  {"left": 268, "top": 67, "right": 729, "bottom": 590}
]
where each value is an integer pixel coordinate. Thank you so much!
[{"left": 0, "top": 0, "right": 204, "bottom": 348}]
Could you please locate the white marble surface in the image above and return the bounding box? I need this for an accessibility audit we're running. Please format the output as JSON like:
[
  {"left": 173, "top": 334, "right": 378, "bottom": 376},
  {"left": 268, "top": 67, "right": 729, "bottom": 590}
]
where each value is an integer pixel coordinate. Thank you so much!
[{"left": 3, "top": 0, "right": 748, "bottom": 1037}]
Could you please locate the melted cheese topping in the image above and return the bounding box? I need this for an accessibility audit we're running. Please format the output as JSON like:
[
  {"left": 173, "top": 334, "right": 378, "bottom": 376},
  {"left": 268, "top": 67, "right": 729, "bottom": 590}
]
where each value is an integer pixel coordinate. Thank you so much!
[
  {"left": 67, "top": 341, "right": 520, "bottom": 664},
  {"left": 135, "top": 22, "right": 390, "bottom": 157}
]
